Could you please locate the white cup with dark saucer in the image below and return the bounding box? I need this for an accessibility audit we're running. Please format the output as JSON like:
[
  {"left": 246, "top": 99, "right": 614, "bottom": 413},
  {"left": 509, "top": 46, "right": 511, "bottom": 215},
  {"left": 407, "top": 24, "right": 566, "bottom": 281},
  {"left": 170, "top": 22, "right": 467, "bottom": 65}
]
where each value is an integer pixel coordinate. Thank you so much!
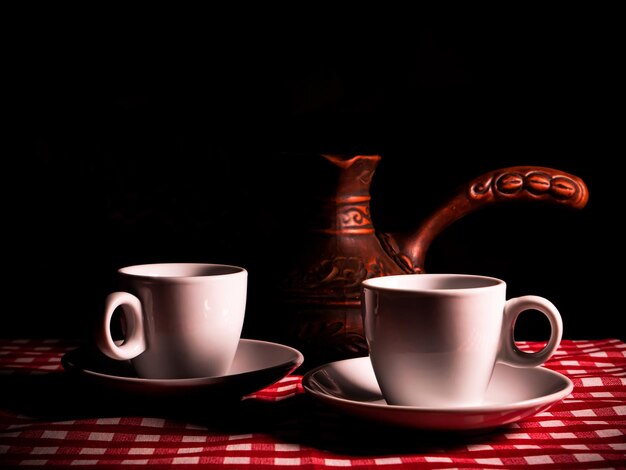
[{"left": 62, "top": 263, "right": 303, "bottom": 398}]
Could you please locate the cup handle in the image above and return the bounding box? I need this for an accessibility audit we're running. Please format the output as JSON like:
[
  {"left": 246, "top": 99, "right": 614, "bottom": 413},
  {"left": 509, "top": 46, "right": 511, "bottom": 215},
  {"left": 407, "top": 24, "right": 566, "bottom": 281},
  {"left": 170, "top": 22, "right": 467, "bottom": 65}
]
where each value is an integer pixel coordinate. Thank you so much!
[
  {"left": 498, "top": 295, "right": 563, "bottom": 367},
  {"left": 95, "top": 292, "right": 147, "bottom": 361}
]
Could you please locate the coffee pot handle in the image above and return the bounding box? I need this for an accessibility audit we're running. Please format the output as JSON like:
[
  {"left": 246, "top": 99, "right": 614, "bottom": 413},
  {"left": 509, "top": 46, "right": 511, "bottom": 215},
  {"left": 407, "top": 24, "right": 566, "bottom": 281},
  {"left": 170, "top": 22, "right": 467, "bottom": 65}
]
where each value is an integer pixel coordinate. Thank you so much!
[
  {"left": 96, "top": 292, "right": 147, "bottom": 361},
  {"left": 386, "top": 166, "right": 589, "bottom": 272}
]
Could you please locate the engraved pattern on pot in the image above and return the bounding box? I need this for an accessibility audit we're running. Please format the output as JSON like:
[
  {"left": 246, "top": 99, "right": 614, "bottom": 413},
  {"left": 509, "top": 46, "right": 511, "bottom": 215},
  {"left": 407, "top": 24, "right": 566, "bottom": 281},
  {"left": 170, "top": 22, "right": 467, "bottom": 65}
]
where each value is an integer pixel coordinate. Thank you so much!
[
  {"left": 286, "top": 257, "right": 368, "bottom": 291},
  {"left": 550, "top": 176, "right": 578, "bottom": 199},
  {"left": 337, "top": 204, "right": 372, "bottom": 230},
  {"left": 526, "top": 172, "right": 552, "bottom": 194},
  {"left": 496, "top": 173, "right": 525, "bottom": 194},
  {"left": 471, "top": 170, "right": 580, "bottom": 201},
  {"left": 284, "top": 255, "right": 395, "bottom": 298}
]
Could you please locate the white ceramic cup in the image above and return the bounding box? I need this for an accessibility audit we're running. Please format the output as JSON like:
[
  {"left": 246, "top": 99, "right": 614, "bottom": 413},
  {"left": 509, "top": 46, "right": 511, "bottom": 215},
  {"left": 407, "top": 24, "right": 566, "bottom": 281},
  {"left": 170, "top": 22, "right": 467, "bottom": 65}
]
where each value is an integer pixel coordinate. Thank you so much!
[
  {"left": 361, "top": 273, "right": 562, "bottom": 407},
  {"left": 96, "top": 263, "right": 247, "bottom": 379}
]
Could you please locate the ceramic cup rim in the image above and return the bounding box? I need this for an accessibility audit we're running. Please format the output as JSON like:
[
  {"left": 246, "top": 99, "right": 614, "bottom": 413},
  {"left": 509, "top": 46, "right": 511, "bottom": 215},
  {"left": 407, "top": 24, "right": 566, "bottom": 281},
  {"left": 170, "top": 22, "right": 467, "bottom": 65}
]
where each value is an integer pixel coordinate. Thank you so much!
[
  {"left": 362, "top": 273, "right": 505, "bottom": 295},
  {"left": 118, "top": 263, "right": 247, "bottom": 282}
]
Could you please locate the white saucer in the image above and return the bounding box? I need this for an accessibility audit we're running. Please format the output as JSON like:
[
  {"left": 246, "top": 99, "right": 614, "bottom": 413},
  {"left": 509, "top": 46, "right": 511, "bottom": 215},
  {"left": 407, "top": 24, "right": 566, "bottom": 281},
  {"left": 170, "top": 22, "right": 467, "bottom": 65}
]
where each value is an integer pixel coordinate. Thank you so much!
[
  {"left": 62, "top": 339, "right": 303, "bottom": 399},
  {"left": 303, "top": 357, "right": 573, "bottom": 431}
]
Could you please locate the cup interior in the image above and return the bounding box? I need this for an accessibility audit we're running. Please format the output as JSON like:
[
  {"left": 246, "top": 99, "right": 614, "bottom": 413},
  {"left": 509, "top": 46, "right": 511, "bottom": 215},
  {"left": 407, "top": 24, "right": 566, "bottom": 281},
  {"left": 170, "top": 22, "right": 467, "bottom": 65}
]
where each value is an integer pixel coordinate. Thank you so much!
[
  {"left": 119, "top": 263, "right": 244, "bottom": 278},
  {"left": 362, "top": 273, "right": 502, "bottom": 291}
]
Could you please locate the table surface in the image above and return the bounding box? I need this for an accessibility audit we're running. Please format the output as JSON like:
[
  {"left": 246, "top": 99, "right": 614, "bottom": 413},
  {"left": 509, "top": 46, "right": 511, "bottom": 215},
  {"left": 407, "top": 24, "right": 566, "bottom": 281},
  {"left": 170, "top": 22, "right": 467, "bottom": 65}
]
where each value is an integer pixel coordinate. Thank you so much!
[{"left": 1, "top": 339, "right": 625, "bottom": 469}]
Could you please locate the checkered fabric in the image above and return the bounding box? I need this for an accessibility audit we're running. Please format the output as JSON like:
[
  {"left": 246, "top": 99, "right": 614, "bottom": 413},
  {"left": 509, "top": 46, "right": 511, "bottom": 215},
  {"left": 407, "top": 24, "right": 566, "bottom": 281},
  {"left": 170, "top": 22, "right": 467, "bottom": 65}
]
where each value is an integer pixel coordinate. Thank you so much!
[{"left": 1, "top": 339, "right": 625, "bottom": 468}]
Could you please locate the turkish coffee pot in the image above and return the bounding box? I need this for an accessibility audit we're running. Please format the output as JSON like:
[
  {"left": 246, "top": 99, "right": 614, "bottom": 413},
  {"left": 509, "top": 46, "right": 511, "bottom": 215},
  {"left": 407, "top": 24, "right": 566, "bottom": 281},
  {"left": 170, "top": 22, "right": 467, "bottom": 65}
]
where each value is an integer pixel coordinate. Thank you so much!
[{"left": 254, "top": 154, "right": 588, "bottom": 369}]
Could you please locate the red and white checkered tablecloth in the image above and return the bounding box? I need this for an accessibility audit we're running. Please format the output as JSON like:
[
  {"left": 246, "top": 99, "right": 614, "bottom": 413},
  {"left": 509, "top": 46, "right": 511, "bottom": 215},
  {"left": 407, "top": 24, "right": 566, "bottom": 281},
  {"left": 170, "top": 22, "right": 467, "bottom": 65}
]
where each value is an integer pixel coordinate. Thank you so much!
[{"left": 1, "top": 339, "right": 625, "bottom": 468}]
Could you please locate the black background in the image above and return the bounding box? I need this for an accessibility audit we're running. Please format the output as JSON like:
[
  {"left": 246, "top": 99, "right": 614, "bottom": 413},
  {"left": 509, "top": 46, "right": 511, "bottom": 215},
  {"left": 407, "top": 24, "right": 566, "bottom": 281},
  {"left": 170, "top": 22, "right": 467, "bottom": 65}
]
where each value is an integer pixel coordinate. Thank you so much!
[{"left": 6, "top": 12, "right": 622, "bottom": 342}]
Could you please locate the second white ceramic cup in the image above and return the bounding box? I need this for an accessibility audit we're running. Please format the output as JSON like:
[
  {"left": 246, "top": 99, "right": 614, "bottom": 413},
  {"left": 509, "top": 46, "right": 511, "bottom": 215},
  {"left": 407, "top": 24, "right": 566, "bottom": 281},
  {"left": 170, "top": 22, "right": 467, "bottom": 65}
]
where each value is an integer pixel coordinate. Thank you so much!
[
  {"left": 96, "top": 263, "right": 247, "bottom": 379},
  {"left": 361, "top": 273, "right": 562, "bottom": 407}
]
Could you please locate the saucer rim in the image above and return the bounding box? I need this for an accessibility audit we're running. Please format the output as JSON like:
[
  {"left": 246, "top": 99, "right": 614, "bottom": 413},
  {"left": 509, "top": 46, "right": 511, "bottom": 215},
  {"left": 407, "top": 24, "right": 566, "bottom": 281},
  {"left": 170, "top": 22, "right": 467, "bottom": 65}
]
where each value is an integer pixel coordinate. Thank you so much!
[
  {"left": 303, "top": 356, "right": 574, "bottom": 414},
  {"left": 62, "top": 338, "right": 304, "bottom": 386}
]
